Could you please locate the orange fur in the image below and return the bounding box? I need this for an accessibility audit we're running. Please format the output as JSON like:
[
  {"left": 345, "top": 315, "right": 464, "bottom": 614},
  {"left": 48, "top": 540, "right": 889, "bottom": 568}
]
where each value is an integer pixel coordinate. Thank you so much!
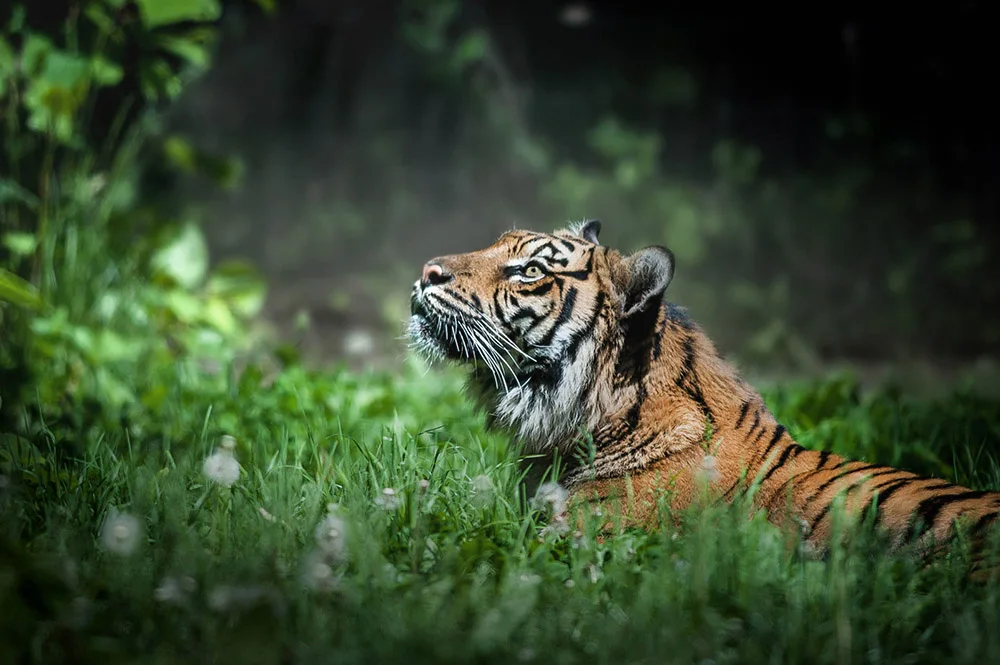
[{"left": 407, "top": 220, "right": 1000, "bottom": 558}]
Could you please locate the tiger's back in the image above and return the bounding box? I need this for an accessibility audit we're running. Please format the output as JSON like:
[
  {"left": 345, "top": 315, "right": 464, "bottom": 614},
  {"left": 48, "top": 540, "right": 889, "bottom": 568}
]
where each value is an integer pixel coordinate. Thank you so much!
[{"left": 406, "top": 219, "right": 1000, "bottom": 557}]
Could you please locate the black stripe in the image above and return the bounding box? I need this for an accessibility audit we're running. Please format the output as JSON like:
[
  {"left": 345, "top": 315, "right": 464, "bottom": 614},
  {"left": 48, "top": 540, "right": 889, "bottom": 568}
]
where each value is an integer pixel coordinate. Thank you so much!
[
  {"left": 807, "top": 471, "right": 893, "bottom": 531},
  {"left": 470, "top": 294, "right": 483, "bottom": 311},
  {"left": 748, "top": 410, "right": 761, "bottom": 437},
  {"left": 509, "top": 308, "right": 542, "bottom": 324},
  {"left": 969, "top": 512, "right": 1000, "bottom": 540},
  {"left": 766, "top": 450, "right": 834, "bottom": 502},
  {"left": 735, "top": 400, "right": 752, "bottom": 429},
  {"left": 870, "top": 478, "right": 915, "bottom": 516},
  {"left": 513, "top": 236, "right": 534, "bottom": 256},
  {"left": 760, "top": 424, "right": 787, "bottom": 462},
  {"left": 812, "top": 463, "right": 893, "bottom": 496},
  {"left": 536, "top": 286, "right": 578, "bottom": 346},
  {"left": 909, "top": 490, "right": 996, "bottom": 538},
  {"left": 558, "top": 249, "right": 594, "bottom": 281},
  {"left": 492, "top": 292, "right": 509, "bottom": 324},
  {"left": 651, "top": 307, "right": 669, "bottom": 360},
  {"left": 759, "top": 443, "right": 804, "bottom": 484},
  {"left": 530, "top": 241, "right": 558, "bottom": 258},
  {"left": 522, "top": 281, "right": 554, "bottom": 296},
  {"left": 674, "top": 335, "right": 715, "bottom": 428},
  {"left": 565, "top": 291, "right": 606, "bottom": 361},
  {"left": 815, "top": 450, "right": 832, "bottom": 471},
  {"left": 557, "top": 238, "right": 576, "bottom": 251}
]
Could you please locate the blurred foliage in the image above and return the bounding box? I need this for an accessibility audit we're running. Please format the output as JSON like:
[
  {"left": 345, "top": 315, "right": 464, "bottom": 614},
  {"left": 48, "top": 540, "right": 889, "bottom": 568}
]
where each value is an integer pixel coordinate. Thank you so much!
[
  {"left": 0, "top": 0, "right": 270, "bottom": 425},
  {"left": 1, "top": 4, "right": 999, "bottom": 662},
  {"left": 167, "top": 0, "right": 997, "bottom": 369}
]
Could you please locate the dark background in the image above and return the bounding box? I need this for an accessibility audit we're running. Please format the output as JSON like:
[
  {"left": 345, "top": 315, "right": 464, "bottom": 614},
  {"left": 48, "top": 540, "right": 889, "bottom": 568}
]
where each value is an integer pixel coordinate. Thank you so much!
[{"left": 11, "top": 0, "right": 1000, "bottom": 377}]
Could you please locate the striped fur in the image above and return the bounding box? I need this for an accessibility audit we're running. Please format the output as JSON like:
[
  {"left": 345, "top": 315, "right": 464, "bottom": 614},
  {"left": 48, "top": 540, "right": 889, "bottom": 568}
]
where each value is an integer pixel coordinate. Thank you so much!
[{"left": 406, "top": 220, "right": 1000, "bottom": 557}]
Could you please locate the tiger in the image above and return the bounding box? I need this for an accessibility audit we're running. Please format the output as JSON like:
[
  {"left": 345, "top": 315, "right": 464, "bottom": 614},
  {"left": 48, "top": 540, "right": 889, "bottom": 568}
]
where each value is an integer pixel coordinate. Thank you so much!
[{"left": 406, "top": 219, "right": 1000, "bottom": 559}]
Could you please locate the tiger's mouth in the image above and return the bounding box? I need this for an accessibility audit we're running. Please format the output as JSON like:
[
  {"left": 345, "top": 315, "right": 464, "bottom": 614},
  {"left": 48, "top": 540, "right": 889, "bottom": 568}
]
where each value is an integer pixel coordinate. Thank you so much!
[
  {"left": 408, "top": 293, "right": 465, "bottom": 361},
  {"left": 408, "top": 288, "right": 541, "bottom": 390}
]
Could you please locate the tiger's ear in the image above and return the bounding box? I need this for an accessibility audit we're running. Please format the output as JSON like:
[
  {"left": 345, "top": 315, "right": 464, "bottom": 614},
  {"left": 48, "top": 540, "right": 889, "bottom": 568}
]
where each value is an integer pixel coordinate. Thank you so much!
[
  {"left": 567, "top": 218, "right": 601, "bottom": 244},
  {"left": 621, "top": 246, "right": 674, "bottom": 319},
  {"left": 579, "top": 219, "right": 601, "bottom": 244}
]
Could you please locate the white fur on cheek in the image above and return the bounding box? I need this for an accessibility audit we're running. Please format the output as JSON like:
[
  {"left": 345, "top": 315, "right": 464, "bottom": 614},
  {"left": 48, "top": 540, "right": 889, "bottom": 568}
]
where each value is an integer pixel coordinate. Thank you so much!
[{"left": 492, "top": 325, "right": 612, "bottom": 456}]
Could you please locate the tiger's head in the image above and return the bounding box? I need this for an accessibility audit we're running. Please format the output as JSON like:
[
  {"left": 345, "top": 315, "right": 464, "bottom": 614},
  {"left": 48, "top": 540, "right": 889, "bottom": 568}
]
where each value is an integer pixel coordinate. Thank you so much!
[{"left": 407, "top": 219, "right": 675, "bottom": 453}]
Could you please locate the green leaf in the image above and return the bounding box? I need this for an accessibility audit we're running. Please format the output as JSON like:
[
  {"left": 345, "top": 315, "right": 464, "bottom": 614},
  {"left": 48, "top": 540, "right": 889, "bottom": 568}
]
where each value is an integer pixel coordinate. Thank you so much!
[
  {"left": 450, "top": 30, "right": 488, "bottom": 73},
  {"left": 21, "top": 34, "right": 53, "bottom": 74},
  {"left": 23, "top": 48, "right": 93, "bottom": 143},
  {"left": 162, "top": 135, "right": 198, "bottom": 172},
  {"left": 2, "top": 232, "right": 38, "bottom": 256},
  {"left": 91, "top": 56, "right": 124, "bottom": 86},
  {"left": 249, "top": 0, "right": 278, "bottom": 14},
  {"left": 207, "top": 260, "right": 267, "bottom": 319},
  {"left": 0, "top": 179, "right": 41, "bottom": 210},
  {"left": 0, "top": 37, "right": 13, "bottom": 99},
  {"left": 135, "top": 0, "right": 222, "bottom": 29},
  {"left": 84, "top": 5, "right": 117, "bottom": 34},
  {"left": 201, "top": 297, "right": 239, "bottom": 335},
  {"left": 0, "top": 267, "right": 43, "bottom": 310},
  {"left": 151, "top": 222, "right": 209, "bottom": 289},
  {"left": 155, "top": 33, "right": 213, "bottom": 69}
]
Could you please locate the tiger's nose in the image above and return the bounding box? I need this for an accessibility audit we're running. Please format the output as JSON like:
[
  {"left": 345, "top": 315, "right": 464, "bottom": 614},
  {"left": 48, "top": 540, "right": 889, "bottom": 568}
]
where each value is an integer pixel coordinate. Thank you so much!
[{"left": 421, "top": 262, "right": 453, "bottom": 288}]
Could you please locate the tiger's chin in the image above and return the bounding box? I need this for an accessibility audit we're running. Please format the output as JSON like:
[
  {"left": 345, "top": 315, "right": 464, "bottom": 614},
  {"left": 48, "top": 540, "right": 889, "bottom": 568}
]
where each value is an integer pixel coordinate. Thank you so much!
[{"left": 406, "top": 314, "right": 464, "bottom": 363}]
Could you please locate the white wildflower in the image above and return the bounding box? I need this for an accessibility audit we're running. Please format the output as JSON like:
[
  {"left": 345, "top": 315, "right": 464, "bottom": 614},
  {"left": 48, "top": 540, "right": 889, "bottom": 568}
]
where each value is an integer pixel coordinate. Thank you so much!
[
  {"left": 539, "top": 514, "right": 570, "bottom": 538},
  {"left": 470, "top": 474, "right": 495, "bottom": 507},
  {"left": 154, "top": 575, "right": 197, "bottom": 605},
  {"left": 531, "top": 482, "right": 569, "bottom": 516},
  {"left": 300, "top": 548, "right": 342, "bottom": 593},
  {"left": 374, "top": 487, "right": 403, "bottom": 511},
  {"left": 203, "top": 443, "right": 240, "bottom": 488},
  {"left": 342, "top": 328, "right": 375, "bottom": 357},
  {"left": 313, "top": 507, "right": 349, "bottom": 565},
  {"left": 417, "top": 478, "right": 430, "bottom": 492},
  {"left": 99, "top": 507, "right": 142, "bottom": 556},
  {"left": 699, "top": 454, "right": 720, "bottom": 483}
]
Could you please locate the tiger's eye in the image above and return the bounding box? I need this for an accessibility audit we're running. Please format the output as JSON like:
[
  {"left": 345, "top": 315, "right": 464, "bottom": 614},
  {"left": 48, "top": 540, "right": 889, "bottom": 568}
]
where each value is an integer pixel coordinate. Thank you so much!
[{"left": 524, "top": 265, "right": 543, "bottom": 278}]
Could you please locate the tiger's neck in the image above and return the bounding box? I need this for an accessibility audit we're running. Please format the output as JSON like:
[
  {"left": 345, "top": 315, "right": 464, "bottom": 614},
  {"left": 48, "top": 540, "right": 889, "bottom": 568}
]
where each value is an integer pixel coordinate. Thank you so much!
[{"left": 559, "top": 302, "right": 782, "bottom": 483}]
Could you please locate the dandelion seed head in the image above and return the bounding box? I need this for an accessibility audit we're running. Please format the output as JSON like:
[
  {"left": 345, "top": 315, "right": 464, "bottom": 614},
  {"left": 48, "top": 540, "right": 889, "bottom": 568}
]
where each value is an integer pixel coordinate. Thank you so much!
[
  {"left": 203, "top": 447, "right": 240, "bottom": 487},
  {"left": 154, "top": 575, "right": 197, "bottom": 604},
  {"left": 343, "top": 328, "right": 375, "bottom": 357},
  {"left": 470, "top": 474, "right": 495, "bottom": 507},
  {"left": 531, "top": 482, "right": 569, "bottom": 515},
  {"left": 314, "top": 510, "right": 349, "bottom": 564},
  {"left": 219, "top": 434, "right": 237, "bottom": 451},
  {"left": 699, "top": 454, "right": 720, "bottom": 483},
  {"left": 300, "top": 549, "right": 342, "bottom": 592},
  {"left": 374, "top": 487, "right": 403, "bottom": 511},
  {"left": 99, "top": 508, "right": 142, "bottom": 556}
]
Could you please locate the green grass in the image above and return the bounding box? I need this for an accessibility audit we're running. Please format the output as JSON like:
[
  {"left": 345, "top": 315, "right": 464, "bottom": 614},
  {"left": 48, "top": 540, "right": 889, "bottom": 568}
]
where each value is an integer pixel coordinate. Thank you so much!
[{"left": 3, "top": 349, "right": 1000, "bottom": 665}]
